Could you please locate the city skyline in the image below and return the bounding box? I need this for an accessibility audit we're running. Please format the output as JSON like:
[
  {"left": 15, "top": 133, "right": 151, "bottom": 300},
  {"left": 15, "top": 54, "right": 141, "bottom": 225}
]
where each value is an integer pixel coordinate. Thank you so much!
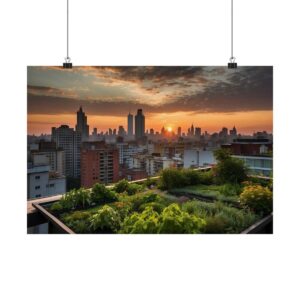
[{"left": 28, "top": 66, "right": 273, "bottom": 135}]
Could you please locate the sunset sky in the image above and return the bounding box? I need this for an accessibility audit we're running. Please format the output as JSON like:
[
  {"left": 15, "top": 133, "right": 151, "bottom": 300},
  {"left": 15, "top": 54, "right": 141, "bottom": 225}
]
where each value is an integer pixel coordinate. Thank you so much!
[{"left": 27, "top": 66, "right": 273, "bottom": 135}]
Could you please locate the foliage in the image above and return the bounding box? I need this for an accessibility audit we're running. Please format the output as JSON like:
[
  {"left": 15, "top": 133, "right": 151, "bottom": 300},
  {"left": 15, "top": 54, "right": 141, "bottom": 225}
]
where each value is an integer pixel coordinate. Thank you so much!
[
  {"left": 89, "top": 205, "right": 121, "bottom": 233},
  {"left": 62, "top": 211, "right": 93, "bottom": 233},
  {"left": 90, "top": 183, "right": 118, "bottom": 204},
  {"left": 182, "top": 200, "right": 258, "bottom": 233},
  {"left": 213, "top": 148, "right": 232, "bottom": 162},
  {"left": 158, "top": 204, "right": 205, "bottom": 234},
  {"left": 213, "top": 149, "right": 248, "bottom": 184},
  {"left": 121, "top": 203, "right": 205, "bottom": 234},
  {"left": 50, "top": 201, "right": 63, "bottom": 212},
  {"left": 239, "top": 185, "right": 273, "bottom": 216},
  {"left": 159, "top": 168, "right": 214, "bottom": 190},
  {"left": 139, "top": 202, "right": 166, "bottom": 213},
  {"left": 113, "top": 179, "right": 143, "bottom": 195},
  {"left": 126, "top": 183, "right": 142, "bottom": 195},
  {"left": 120, "top": 206, "right": 160, "bottom": 234},
  {"left": 203, "top": 216, "right": 227, "bottom": 233},
  {"left": 114, "top": 179, "right": 130, "bottom": 193},
  {"left": 111, "top": 201, "right": 133, "bottom": 220},
  {"left": 219, "top": 183, "right": 242, "bottom": 196},
  {"left": 60, "top": 188, "right": 91, "bottom": 210}
]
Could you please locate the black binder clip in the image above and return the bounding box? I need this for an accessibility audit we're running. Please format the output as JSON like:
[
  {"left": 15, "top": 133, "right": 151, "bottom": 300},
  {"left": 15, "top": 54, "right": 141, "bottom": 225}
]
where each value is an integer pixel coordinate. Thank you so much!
[
  {"left": 228, "top": 57, "right": 237, "bottom": 69},
  {"left": 63, "top": 57, "right": 72, "bottom": 69}
]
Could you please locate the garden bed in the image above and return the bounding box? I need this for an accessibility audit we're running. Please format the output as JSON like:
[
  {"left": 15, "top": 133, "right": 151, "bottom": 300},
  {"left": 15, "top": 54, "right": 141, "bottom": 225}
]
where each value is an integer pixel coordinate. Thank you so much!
[{"left": 34, "top": 167, "right": 273, "bottom": 234}]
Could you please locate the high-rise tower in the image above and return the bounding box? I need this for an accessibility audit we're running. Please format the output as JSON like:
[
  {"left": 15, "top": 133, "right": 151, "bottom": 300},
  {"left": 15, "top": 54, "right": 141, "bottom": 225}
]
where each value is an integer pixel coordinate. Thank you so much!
[
  {"left": 127, "top": 113, "right": 133, "bottom": 137},
  {"left": 135, "top": 109, "right": 145, "bottom": 139},
  {"left": 75, "top": 106, "right": 89, "bottom": 140}
]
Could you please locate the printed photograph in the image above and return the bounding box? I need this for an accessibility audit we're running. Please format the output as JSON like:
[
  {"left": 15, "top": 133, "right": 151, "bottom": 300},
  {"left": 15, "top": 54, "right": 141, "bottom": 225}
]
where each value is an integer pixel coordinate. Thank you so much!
[{"left": 27, "top": 66, "right": 273, "bottom": 234}]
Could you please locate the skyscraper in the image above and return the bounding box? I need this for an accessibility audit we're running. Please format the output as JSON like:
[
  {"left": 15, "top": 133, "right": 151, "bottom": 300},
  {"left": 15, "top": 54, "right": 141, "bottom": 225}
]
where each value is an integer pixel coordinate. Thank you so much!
[
  {"left": 177, "top": 127, "right": 182, "bottom": 137},
  {"left": 75, "top": 106, "right": 89, "bottom": 140},
  {"left": 127, "top": 113, "right": 133, "bottom": 137},
  {"left": 51, "top": 125, "right": 81, "bottom": 178},
  {"left": 135, "top": 109, "right": 145, "bottom": 139}
]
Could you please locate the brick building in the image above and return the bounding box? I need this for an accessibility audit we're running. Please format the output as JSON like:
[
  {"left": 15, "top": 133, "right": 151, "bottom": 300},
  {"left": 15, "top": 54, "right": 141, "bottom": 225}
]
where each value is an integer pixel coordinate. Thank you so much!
[{"left": 81, "top": 141, "right": 119, "bottom": 188}]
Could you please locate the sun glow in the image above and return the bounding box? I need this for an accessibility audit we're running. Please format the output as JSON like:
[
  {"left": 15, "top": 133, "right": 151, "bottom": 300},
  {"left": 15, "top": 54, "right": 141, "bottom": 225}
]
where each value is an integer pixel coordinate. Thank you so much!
[{"left": 167, "top": 126, "right": 172, "bottom": 132}]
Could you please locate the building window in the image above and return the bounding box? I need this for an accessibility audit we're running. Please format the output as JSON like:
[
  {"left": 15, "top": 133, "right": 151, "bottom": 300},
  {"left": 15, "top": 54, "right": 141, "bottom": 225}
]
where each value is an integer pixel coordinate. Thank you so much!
[
  {"left": 35, "top": 175, "right": 40, "bottom": 180},
  {"left": 35, "top": 186, "right": 40, "bottom": 190},
  {"left": 49, "top": 183, "right": 55, "bottom": 188},
  {"left": 35, "top": 194, "right": 41, "bottom": 198}
]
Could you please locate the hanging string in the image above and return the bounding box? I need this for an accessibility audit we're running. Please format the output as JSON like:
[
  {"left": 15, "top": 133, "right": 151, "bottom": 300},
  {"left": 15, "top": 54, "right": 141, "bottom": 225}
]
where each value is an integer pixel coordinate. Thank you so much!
[
  {"left": 231, "top": 0, "right": 233, "bottom": 60},
  {"left": 228, "top": 0, "right": 237, "bottom": 68},
  {"left": 63, "top": 0, "right": 72, "bottom": 68}
]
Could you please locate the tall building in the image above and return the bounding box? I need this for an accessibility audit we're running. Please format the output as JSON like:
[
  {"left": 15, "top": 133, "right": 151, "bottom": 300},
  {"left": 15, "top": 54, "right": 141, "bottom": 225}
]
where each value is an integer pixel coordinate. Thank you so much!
[
  {"left": 81, "top": 141, "right": 119, "bottom": 188},
  {"left": 195, "top": 127, "right": 201, "bottom": 137},
  {"left": 191, "top": 124, "right": 195, "bottom": 136},
  {"left": 51, "top": 125, "right": 82, "bottom": 178},
  {"left": 75, "top": 106, "right": 89, "bottom": 140},
  {"left": 135, "top": 109, "right": 145, "bottom": 139},
  {"left": 127, "top": 113, "right": 133, "bottom": 136},
  {"left": 177, "top": 127, "right": 182, "bottom": 137}
]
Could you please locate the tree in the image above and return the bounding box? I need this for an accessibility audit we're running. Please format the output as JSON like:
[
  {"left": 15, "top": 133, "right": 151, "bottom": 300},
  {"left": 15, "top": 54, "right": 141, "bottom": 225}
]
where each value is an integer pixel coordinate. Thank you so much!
[{"left": 213, "top": 149, "right": 248, "bottom": 184}]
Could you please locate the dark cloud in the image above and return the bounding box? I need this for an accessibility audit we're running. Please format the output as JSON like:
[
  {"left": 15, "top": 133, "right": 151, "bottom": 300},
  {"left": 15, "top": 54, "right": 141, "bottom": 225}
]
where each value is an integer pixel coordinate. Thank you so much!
[{"left": 28, "top": 66, "right": 273, "bottom": 115}]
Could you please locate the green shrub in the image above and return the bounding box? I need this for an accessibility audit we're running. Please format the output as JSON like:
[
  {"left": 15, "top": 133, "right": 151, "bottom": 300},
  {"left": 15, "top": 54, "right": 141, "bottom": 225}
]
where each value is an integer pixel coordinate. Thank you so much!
[
  {"left": 121, "top": 206, "right": 160, "bottom": 234},
  {"left": 219, "top": 183, "right": 242, "bottom": 196},
  {"left": 159, "top": 168, "right": 213, "bottom": 190},
  {"left": 213, "top": 149, "right": 248, "bottom": 184},
  {"left": 62, "top": 211, "right": 93, "bottom": 233},
  {"left": 126, "top": 183, "right": 142, "bottom": 195},
  {"left": 139, "top": 202, "right": 165, "bottom": 213},
  {"left": 90, "top": 183, "right": 118, "bottom": 204},
  {"left": 50, "top": 201, "right": 63, "bottom": 212},
  {"left": 112, "top": 201, "right": 133, "bottom": 220},
  {"left": 114, "top": 179, "right": 130, "bottom": 193},
  {"left": 158, "top": 203, "right": 205, "bottom": 234},
  {"left": 182, "top": 200, "right": 258, "bottom": 233},
  {"left": 60, "top": 188, "right": 91, "bottom": 210},
  {"left": 89, "top": 205, "right": 121, "bottom": 233},
  {"left": 239, "top": 185, "right": 273, "bottom": 216}
]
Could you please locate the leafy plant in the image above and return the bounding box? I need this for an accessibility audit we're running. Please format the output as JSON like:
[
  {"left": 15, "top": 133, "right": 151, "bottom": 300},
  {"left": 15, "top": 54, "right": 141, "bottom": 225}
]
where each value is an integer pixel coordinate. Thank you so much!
[
  {"left": 158, "top": 203, "right": 205, "bottom": 234},
  {"left": 89, "top": 205, "right": 121, "bottom": 233},
  {"left": 121, "top": 206, "right": 160, "bottom": 234},
  {"left": 239, "top": 185, "right": 273, "bottom": 216},
  {"left": 114, "top": 179, "right": 130, "bottom": 193},
  {"left": 126, "top": 183, "right": 142, "bottom": 195},
  {"left": 62, "top": 211, "right": 93, "bottom": 233},
  {"left": 50, "top": 201, "right": 63, "bottom": 212},
  {"left": 213, "top": 149, "right": 248, "bottom": 184},
  {"left": 90, "top": 183, "right": 118, "bottom": 204},
  {"left": 60, "top": 188, "right": 91, "bottom": 210}
]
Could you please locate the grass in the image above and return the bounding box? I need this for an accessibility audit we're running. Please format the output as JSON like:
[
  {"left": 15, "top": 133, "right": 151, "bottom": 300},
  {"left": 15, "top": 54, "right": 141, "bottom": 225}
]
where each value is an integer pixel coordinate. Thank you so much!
[{"left": 169, "top": 184, "right": 240, "bottom": 203}]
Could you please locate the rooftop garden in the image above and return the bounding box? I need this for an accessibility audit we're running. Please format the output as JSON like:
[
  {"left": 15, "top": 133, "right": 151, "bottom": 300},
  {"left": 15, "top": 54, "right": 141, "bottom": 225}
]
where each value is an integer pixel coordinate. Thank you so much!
[{"left": 45, "top": 149, "right": 273, "bottom": 234}]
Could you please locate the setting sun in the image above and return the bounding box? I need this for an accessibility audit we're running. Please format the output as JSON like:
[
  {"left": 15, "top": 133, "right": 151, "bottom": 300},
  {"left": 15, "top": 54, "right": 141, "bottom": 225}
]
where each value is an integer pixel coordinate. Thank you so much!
[{"left": 167, "top": 126, "right": 172, "bottom": 132}]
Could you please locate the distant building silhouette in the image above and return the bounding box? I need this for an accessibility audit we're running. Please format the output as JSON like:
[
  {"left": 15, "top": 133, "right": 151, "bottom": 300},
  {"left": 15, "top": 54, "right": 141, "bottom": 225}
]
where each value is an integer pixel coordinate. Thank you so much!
[
  {"left": 135, "top": 109, "right": 145, "bottom": 139},
  {"left": 127, "top": 113, "right": 133, "bottom": 137},
  {"left": 75, "top": 106, "right": 89, "bottom": 140}
]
